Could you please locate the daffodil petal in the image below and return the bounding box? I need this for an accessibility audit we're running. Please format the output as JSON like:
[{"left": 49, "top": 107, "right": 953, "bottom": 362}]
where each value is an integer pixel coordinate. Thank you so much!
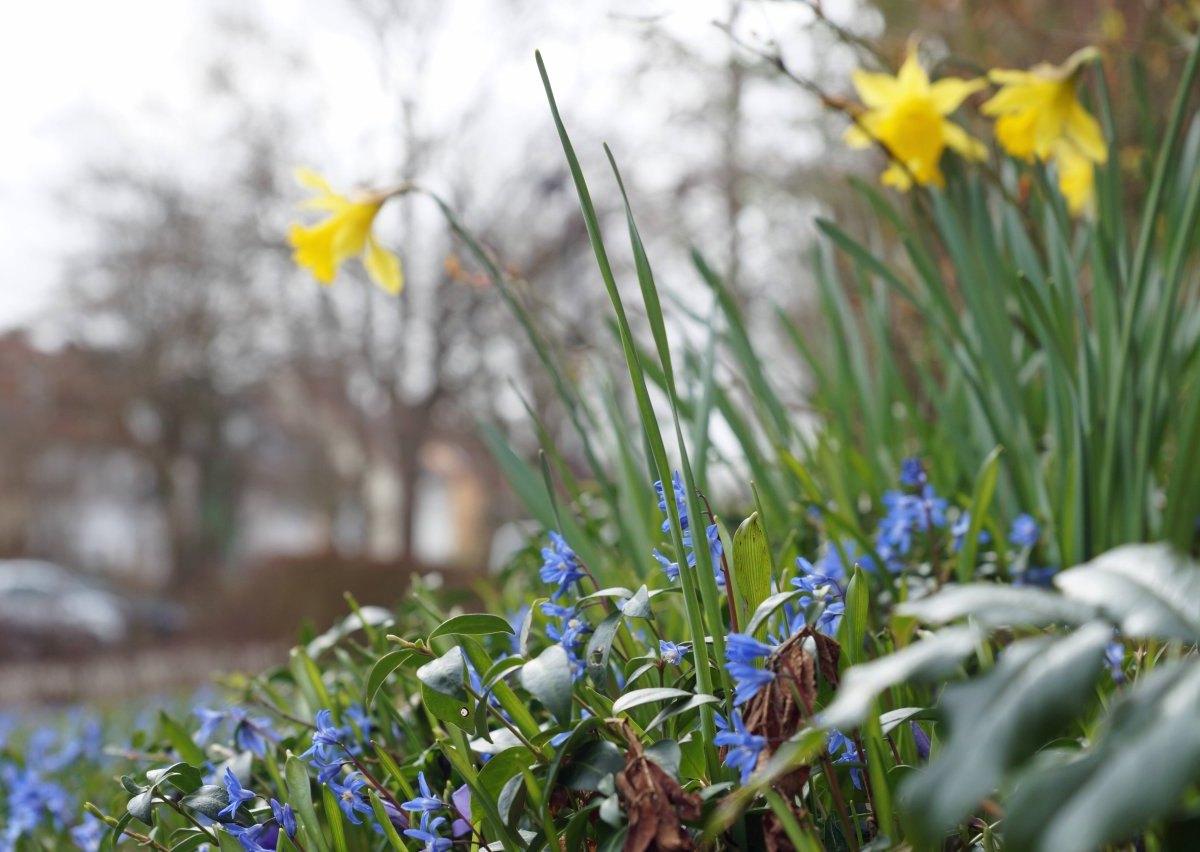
[
  {"left": 363, "top": 236, "right": 403, "bottom": 295},
  {"left": 896, "top": 49, "right": 930, "bottom": 94},
  {"left": 1064, "top": 101, "right": 1108, "bottom": 163},
  {"left": 289, "top": 222, "right": 338, "bottom": 284},
  {"left": 942, "top": 122, "right": 988, "bottom": 161},
  {"left": 851, "top": 69, "right": 899, "bottom": 109},
  {"left": 844, "top": 122, "right": 875, "bottom": 149},
  {"left": 929, "top": 77, "right": 987, "bottom": 114},
  {"left": 294, "top": 167, "right": 337, "bottom": 197}
]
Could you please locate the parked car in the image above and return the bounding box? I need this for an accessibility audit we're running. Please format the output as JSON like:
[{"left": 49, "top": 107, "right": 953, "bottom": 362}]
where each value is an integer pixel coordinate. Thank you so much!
[{"left": 0, "top": 560, "right": 131, "bottom": 660}]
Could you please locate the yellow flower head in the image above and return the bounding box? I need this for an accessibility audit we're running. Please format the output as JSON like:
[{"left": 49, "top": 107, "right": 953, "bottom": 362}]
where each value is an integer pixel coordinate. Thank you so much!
[
  {"left": 288, "top": 168, "right": 404, "bottom": 295},
  {"left": 845, "top": 45, "right": 988, "bottom": 190},
  {"left": 981, "top": 47, "right": 1107, "bottom": 166},
  {"left": 1052, "top": 140, "right": 1097, "bottom": 218}
]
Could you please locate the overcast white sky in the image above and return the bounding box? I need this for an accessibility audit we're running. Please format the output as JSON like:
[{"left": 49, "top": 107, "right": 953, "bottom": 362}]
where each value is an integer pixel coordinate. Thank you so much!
[{"left": 0, "top": 0, "right": 858, "bottom": 333}]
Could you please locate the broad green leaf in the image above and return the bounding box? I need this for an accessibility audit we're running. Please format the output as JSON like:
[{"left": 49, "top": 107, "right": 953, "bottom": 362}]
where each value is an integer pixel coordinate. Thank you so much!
[
  {"left": 430, "top": 613, "right": 515, "bottom": 642},
  {"left": 520, "top": 644, "right": 574, "bottom": 724},
  {"left": 559, "top": 740, "right": 625, "bottom": 792},
  {"left": 585, "top": 611, "right": 623, "bottom": 688},
  {"left": 1055, "top": 544, "right": 1200, "bottom": 641},
  {"left": 840, "top": 565, "right": 870, "bottom": 665},
  {"left": 900, "top": 585, "right": 1096, "bottom": 629},
  {"left": 126, "top": 791, "right": 154, "bottom": 826},
  {"left": 417, "top": 647, "right": 468, "bottom": 701},
  {"left": 902, "top": 623, "right": 1111, "bottom": 844},
  {"left": 611, "top": 687, "right": 693, "bottom": 716},
  {"left": 620, "top": 585, "right": 653, "bottom": 619},
  {"left": 732, "top": 512, "right": 772, "bottom": 635},
  {"left": 364, "top": 649, "right": 417, "bottom": 707},
  {"left": 644, "top": 740, "right": 682, "bottom": 779},
  {"left": 179, "top": 786, "right": 229, "bottom": 822},
  {"left": 821, "top": 626, "right": 982, "bottom": 728}
]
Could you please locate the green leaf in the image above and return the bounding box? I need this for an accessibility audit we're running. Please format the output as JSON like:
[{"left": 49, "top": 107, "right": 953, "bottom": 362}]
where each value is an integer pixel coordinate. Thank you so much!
[
  {"left": 899, "top": 585, "right": 1097, "bottom": 629},
  {"left": 157, "top": 712, "right": 207, "bottom": 767},
  {"left": 417, "top": 647, "right": 468, "bottom": 700},
  {"left": 126, "top": 791, "right": 155, "bottom": 826},
  {"left": 645, "top": 694, "right": 721, "bottom": 732},
  {"left": 620, "top": 585, "right": 653, "bottom": 619},
  {"left": 821, "top": 626, "right": 983, "bottom": 728},
  {"left": 902, "top": 622, "right": 1111, "bottom": 844},
  {"left": 644, "top": 740, "right": 682, "bottom": 779},
  {"left": 732, "top": 512, "right": 772, "bottom": 635},
  {"left": 744, "top": 590, "right": 805, "bottom": 638},
  {"left": 168, "top": 832, "right": 212, "bottom": 852},
  {"left": 430, "top": 613, "right": 516, "bottom": 641},
  {"left": 179, "top": 786, "right": 229, "bottom": 822},
  {"left": 286, "top": 754, "right": 329, "bottom": 852},
  {"left": 520, "top": 644, "right": 574, "bottom": 724},
  {"left": 321, "top": 784, "right": 348, "bottom": 852},
  {"left": 840, "top": 565, "right": 870, "bottom": 665},
  {"left": 1055, "top": 544, "right": 1200, "bottom": 641},
  {"left": 559, "top": 740, "right": 625, "bottom": 792},
  {"left": 364, "top": 649, "right": 416, "bottom": 707},
  {"left": 586, "top": 611, "right": 623, "bottom": 688},
  {"left": 368, "top": 790, "right": 406, "bottom": 851},
  {"left": 479, "top": 746, "right": 536, "bottom": 806},
  {"left": 611, "top": 687, "right": 693, "bottom": 716},
  {"left": 958, "top": 446, "right": 1002, "bottom": 583}
]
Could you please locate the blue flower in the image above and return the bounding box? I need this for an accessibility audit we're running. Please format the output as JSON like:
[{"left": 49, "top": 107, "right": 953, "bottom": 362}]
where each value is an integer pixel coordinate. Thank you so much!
[
  {"left": 816, "top": 601, "right": 844, "bottom": 637},
  {"left": 910, "top": 722, "right": 931, "bottom": 762},
  {"left": 655, "top": 471, "right": 690, "bottom": 535},
  {"left": 834, "top": 743, "right": 865, "bottom": 790},
  {"left": 70, "top": 814, "right": 105, "bottom": 851},
  {"left": 271, "top": 798, "right": 297, "bottom": 839},
  {"left": 1013, "top": 565, "right": 1058, "bottom": 587},
  {"left": 819, "top": 540, "right": 873, "bottom": 584},
  {"left": 1009, "top": 513, "right": 1040, "bottom": 548},
  {"left": 1105, "top": 640, "right": 1125, "bottom": 685},
  {"left": 329, "top": 772, "right": 374, "bottom": 825},
  {"left": 404, "top": 812, "right": 453, "bottom": 852},
  {"left": 228, "top": 708, "right": 277, "bottom": 757},
  {"left": 950, "top": 511, "right": 991, "bottom": 553},
  {"left": 653, "top": 548, "right": 681, "bottom": 582},
  {"left": 402, "top": 772, "right": 446, "bottom": 813},
  {"left": 218, "top": 767, "right": 256, "bottom": 821},
  {"left": 659, "top": 640, "right": 687, "bottom": 666},
  {"left": 725, "top": 633, "right": 775, "bottom": 664},
  {"left": 226, "top": 823, "right": 278, "bottom": 852},
  {"left": 715, "top": 712, "right": 767, "bottom": 784},
  {"left": 707, "top": 523, "right": 726, "bottom": 588},
  {"left": 194, "top": 707, "right": 227, "bottom": 743},
  {"left": 726, "top": 660, "right": 776, "bottom": 706},
  {"left": 899, "top": 457, "right": 926, "bottom": 487},
  {"left": 827, "top": 729, "right": 865, "bottom": 788},
  {"left": 539, "top": 531, "right": 586, "bottom": 600}
]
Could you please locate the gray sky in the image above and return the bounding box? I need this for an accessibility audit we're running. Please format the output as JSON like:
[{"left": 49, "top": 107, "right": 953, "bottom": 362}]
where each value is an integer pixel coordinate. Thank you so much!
[{"left": 1, "top": 0, "right": 861, "bottom": 332}]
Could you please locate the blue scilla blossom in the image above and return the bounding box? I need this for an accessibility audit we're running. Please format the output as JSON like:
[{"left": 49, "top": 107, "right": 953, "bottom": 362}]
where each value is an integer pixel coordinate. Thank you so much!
[
  {"left": 827, "top": 728, "right": 865, "bottom": 789},
  {"left": 726, "top": 660, "right": 776, "bottom": 706},
  {"left": 329, "top": 772, "right": 374, "bottom": 825},
  {"left": 715, "top": 712, "right": 767, "bottom": 784},
  {"left": 195, "top": 707, "right": 227, "bottom": 743},
  {"left": 911, "top": 722, "right": 931, "bottom": 762},
  {"left": 835, "top": 743, "right": 865, "bottom": 790},
  {"left": 816, "top": 600, "right": 845, "bottom": 637},
  {"left": 1105, "top": 640, "right": 1126, "bottom": 685},
  {"left": 218, "top": 767, "right": 256, "bottom": 821},
  {"left": 402, "top": 772, "right": 446, "bottom": 813},
  {"left": 70, "top": 814, "right": 105, "bottom": 851},
  {"left": 707, "top": 523, "right": 726, "bottom": 588},
  {"left": 826, "top": 728, "right": 852, "bottom": 756},
  {"left": 271, "top": 798, "right": 297, "bottom": 838},
  {"left": 227, "top": 822, "right": 278, "bottom": 852},
  {"left": 950, "top": 510, "right": 991, "bottom": 553},
  {"left": 725, "top": 633, "right": 775, "bottom": 664},
  {"left": 655, "top": 470, "right": 690, "bottom": 534},
  {"left": 659, "top": 640, "right": 687, "bottom": 666},
  {"left": 228, "top": 708, "right": 278, "bottom": 757},
  {"left": 818, "top": 540, "right": 873, "bottom": 584},
  {"left": 302, "top": 709, "right": 346, "bottom": 763},
  {"left": 405, "top": 812, "right": 453, "bottom": 852},
  {"left": 792, "top": 557, "right": 840, "bottom": 596},
  {"left": 899, "top": 457, "right": 927, "bottom": 487},
  {"left": 1010, "top": 513, "right": 1040, "bottom": 548},
  {"left": 653, "top": 548, "right": 681, "bottom": 582},
  {"left": 450, "top": 784, "right": 472, "bottom": 837},
  {"left": 540, "top": 531, "right": 586, "bottom": 600},
  {"left": 1013, "top": 565, "right": 1058, "bottom": 588}
]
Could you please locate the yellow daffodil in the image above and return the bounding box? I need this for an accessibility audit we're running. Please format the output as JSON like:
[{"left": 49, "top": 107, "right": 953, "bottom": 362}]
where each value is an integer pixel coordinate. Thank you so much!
[
  {"left": 982, "top": 47, "right": 1107, "bottom": 216},
  {"left": 288, "top": 168, "right": 404, "bottom": 295},
  {"left": 1052, "top": 140, "right": 1097, "bottom": 217},
  {"left": 845, "top": 46, "right": 988, "bottom": 190},
  {"left": 981, "top": 47, "right": 1107, "bottom": 165}
]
